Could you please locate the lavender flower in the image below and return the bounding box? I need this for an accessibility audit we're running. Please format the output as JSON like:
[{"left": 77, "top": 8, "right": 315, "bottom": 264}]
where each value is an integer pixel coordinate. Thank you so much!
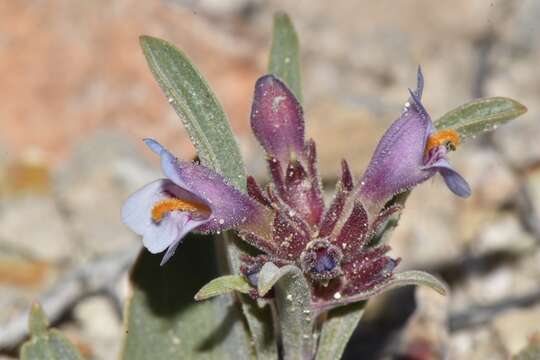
[
  {"left": 122, "top": 139, "right": 271, "bottom": 265},
  {"left": 359, "top": 67, "right": 470, "bottom": 215},
  {"left": 122, "top": 68, "right": 469, "bottom": 303}
]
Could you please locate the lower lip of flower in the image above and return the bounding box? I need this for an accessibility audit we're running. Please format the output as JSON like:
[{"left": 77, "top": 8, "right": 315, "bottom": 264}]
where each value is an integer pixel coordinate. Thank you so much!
[
  {"left": 151, "top": 198, "right": 209, "bottom": 223},
  {"left": 300, "top": 239, "right": 343, "bottom": 281}
]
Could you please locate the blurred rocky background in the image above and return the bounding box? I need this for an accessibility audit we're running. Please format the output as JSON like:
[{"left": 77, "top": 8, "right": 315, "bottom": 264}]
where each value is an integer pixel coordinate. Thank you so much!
[{"left": 1, "top": 0, "right": 540, "bottom": 359}]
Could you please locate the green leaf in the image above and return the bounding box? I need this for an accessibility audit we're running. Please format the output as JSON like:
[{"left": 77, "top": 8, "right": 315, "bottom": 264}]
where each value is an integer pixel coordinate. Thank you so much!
[
  {"left": 257, "top": 262, "right": 299, "bottom": 296},
  {"left": 316, "top": 302, "right": 366, "bottom": 360},
  {"left": 271, "top": 264, "right": 315, "bottom": 360},
  {"left": 269, "top": 12, "right": 302, "bottom": 103},
  {"left": 121, "top": 234, "right": 254, "bottom": 360},
  {"left": 139, "top": 36, "right": 277, "bottom": 358},
  {"left": 20, "top": 303, "right": 84, "bottom": 360},
  {"left": 314, "top": 270, "right": 448, "bottom": 313},
  {"left": 140, "top": 35, "right": 246, "bottom": 190},
  {"left": 195, "top": 275, "right": 252, "bottom": 300},
  {"left": 434, "top": 97, "right": 527, "bottom": 140}
]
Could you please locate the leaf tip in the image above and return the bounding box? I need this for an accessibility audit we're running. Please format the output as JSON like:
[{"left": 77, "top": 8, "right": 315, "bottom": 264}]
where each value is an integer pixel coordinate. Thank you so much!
[{"left": 29, "top": 302, "right": 49, "bottom": 337}]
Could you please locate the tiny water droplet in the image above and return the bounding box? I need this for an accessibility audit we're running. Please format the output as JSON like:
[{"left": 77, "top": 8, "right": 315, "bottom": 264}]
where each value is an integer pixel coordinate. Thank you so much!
[
  {"left": 333, "top": 292, "right": 342, "bottom": 300},
  {"left": 286, "top": 294, "right": 293, "bottom": 301},
  {"left": 168, "top": 97, "right": 174, "bottom": 103}
]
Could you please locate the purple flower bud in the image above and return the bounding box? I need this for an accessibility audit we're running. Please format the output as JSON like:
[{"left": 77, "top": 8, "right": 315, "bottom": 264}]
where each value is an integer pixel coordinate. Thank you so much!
[{"left": 250, "top": 75, "right": 305, "bottom": 166}]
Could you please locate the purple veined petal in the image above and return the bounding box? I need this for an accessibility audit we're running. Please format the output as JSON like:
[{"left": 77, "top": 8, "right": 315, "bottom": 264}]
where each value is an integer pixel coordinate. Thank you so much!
[
  {"left": 250, "top": 75, "right": 305, "bottom": 165},
  {"left": 427, "top": 159, "right": 472, "bottom": 198},
  {"left": 358, "top": 89, "right": 432, "bottom": 211},
  {"left": 146, "top": 139, "right": 274, "bottom": 237}
]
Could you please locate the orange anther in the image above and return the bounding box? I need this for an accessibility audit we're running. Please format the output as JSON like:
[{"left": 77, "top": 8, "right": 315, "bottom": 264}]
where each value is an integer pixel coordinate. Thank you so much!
[
  {"left": 425, "top": 129, "right": 460, "bottom": 153},
  {"left": 151, "top": 198, "right": 210, "bottom": 223}
]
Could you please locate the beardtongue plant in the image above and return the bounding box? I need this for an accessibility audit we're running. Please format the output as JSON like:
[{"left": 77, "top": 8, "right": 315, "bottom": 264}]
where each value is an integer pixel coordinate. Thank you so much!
[{"left": 19, "top": 12, "right": 527, "bottom": 360}]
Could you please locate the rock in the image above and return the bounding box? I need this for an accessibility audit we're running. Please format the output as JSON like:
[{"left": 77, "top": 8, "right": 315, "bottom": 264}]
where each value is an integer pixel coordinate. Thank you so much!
[
  {"left": 396, "top": 286, "right": 450, "bottom": 359},
  {"left": 307, "top": 100, "right": 394, "bottom": 180},
  {"left": 492, "top": 304, "right": 540, "bottom": 356},
  {"left": 72, "top": 296, "right": 122, "bottom": 360},
  {"left": 0, "top": 195, "right": 72, "bottom": 261},
  {"left": 471, "top": 212, "right": 535, "bottom": 255},
  {"left": 450, "top": 326, "right": 507, "bottom": 360},
  {"left": 54, "top": 132, "right": 160, "bottom": 259},
  {"left": 525, "top": 167, "right": 540, "bottom": 221}
]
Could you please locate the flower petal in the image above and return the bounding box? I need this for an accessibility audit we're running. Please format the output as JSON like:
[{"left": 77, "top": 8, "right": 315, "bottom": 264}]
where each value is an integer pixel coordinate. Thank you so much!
[
  {"left": 359, "top": 89, "right": 432, "bottom": 210},
  {"left": 145, "top": 139, "right": 271, "bottom": 234},
  {"left": 250, "top": 75, "right": 305, "bottom": 164},
  {"left": 428, "top": 159, "right": 471, "bottom": 198},
  {"left": 121, "top": 179, "right": 207, "bottom": 264},
  {"left": 122, "top": 179, "right": 206, "bottom": 237}
]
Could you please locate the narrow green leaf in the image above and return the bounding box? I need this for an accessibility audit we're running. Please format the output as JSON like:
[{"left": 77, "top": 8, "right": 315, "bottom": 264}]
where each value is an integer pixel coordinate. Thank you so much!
[
  {"left": 121, "top": 235, "right": 254, "bottom": 360},
  {"left": 140, "top": 36, "right": 276, "bottom": 358},
  {"left": 314, "top": 270, "right": 448, "bottom": 313},
  {"left": 434, "top": 97, "right": 527, "bottom": 140},
  {"left": 195, "top": 275, "right": 252, "bottom": 300},
  {"left": 392, "top": 271, "right": 448, "bottom": 295},
  {"left": 20, "top": 303, "right": 84, "bottom": 360},
  {"left": 140, "top": 35, "right": 246, "bottom": 190},
  {"left": 316, "top": 302, "right": 366, "bottom": 360},
  {"left": 269, "top": 12, "right": 302, "bottom": 103},
  {"left": 272, "top": 264, "right": 315, "bottom": 360}
]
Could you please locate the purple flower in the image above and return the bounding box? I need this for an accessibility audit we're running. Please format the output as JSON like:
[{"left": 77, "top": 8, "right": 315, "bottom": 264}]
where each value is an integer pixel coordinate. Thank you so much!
[
  {"left": 123, "top": 69, "right": 469, "bottom": 303},
  {"left": 359, "top": 67, "right": 470, "bottom": 215},
  {"left": 122, "top": 139, "right": 270, "bottom": 265}
]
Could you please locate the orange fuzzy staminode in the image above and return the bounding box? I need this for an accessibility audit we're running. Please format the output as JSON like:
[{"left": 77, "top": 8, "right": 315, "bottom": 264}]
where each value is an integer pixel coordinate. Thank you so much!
[
  {"left": 425, "top": 129, "right": 461, "bottom": 153},
  {"left": 151, "top": 198, "right": 209, "bottom": 223}
]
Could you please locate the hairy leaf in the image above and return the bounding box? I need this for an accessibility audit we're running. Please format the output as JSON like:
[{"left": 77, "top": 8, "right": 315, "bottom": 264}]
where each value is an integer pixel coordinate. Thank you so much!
[
  {"left": 314, "top": 270, "right": 447, "bottom": 312},
  {"left": 269, "top": 12, "right": 302, "bottom": 103},
  {"left": 20, "top": 303, "right": 84, "bottom": 360},
  {"left": 272, "top": 264, "right": 315, "bottom": 360},
  {"left": 258, "top": 262, "right": 299, "bottom": 296},
  {"left": 195, "top": 275, "right": 252, "bottom": 300},
  {"left": 140, "top": 35, "right": 245, "bottom": 190},
  {"left": 316, "top": 302, "right": 366, "bottom": 360},
  {"left": 140, "top": 35, "right": 276, "bottom": 358},
  {"left": 435, "top": 97, "right": 527, "bottom": 139},
  {"left": 121, "top": 235, "right": 253, "bottom": 360}
]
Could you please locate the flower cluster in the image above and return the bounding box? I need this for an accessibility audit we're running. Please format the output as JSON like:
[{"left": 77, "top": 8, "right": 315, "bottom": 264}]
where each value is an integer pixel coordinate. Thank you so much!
[{"left": 122, "top": 67, "right": 469, "bottom": 303}]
